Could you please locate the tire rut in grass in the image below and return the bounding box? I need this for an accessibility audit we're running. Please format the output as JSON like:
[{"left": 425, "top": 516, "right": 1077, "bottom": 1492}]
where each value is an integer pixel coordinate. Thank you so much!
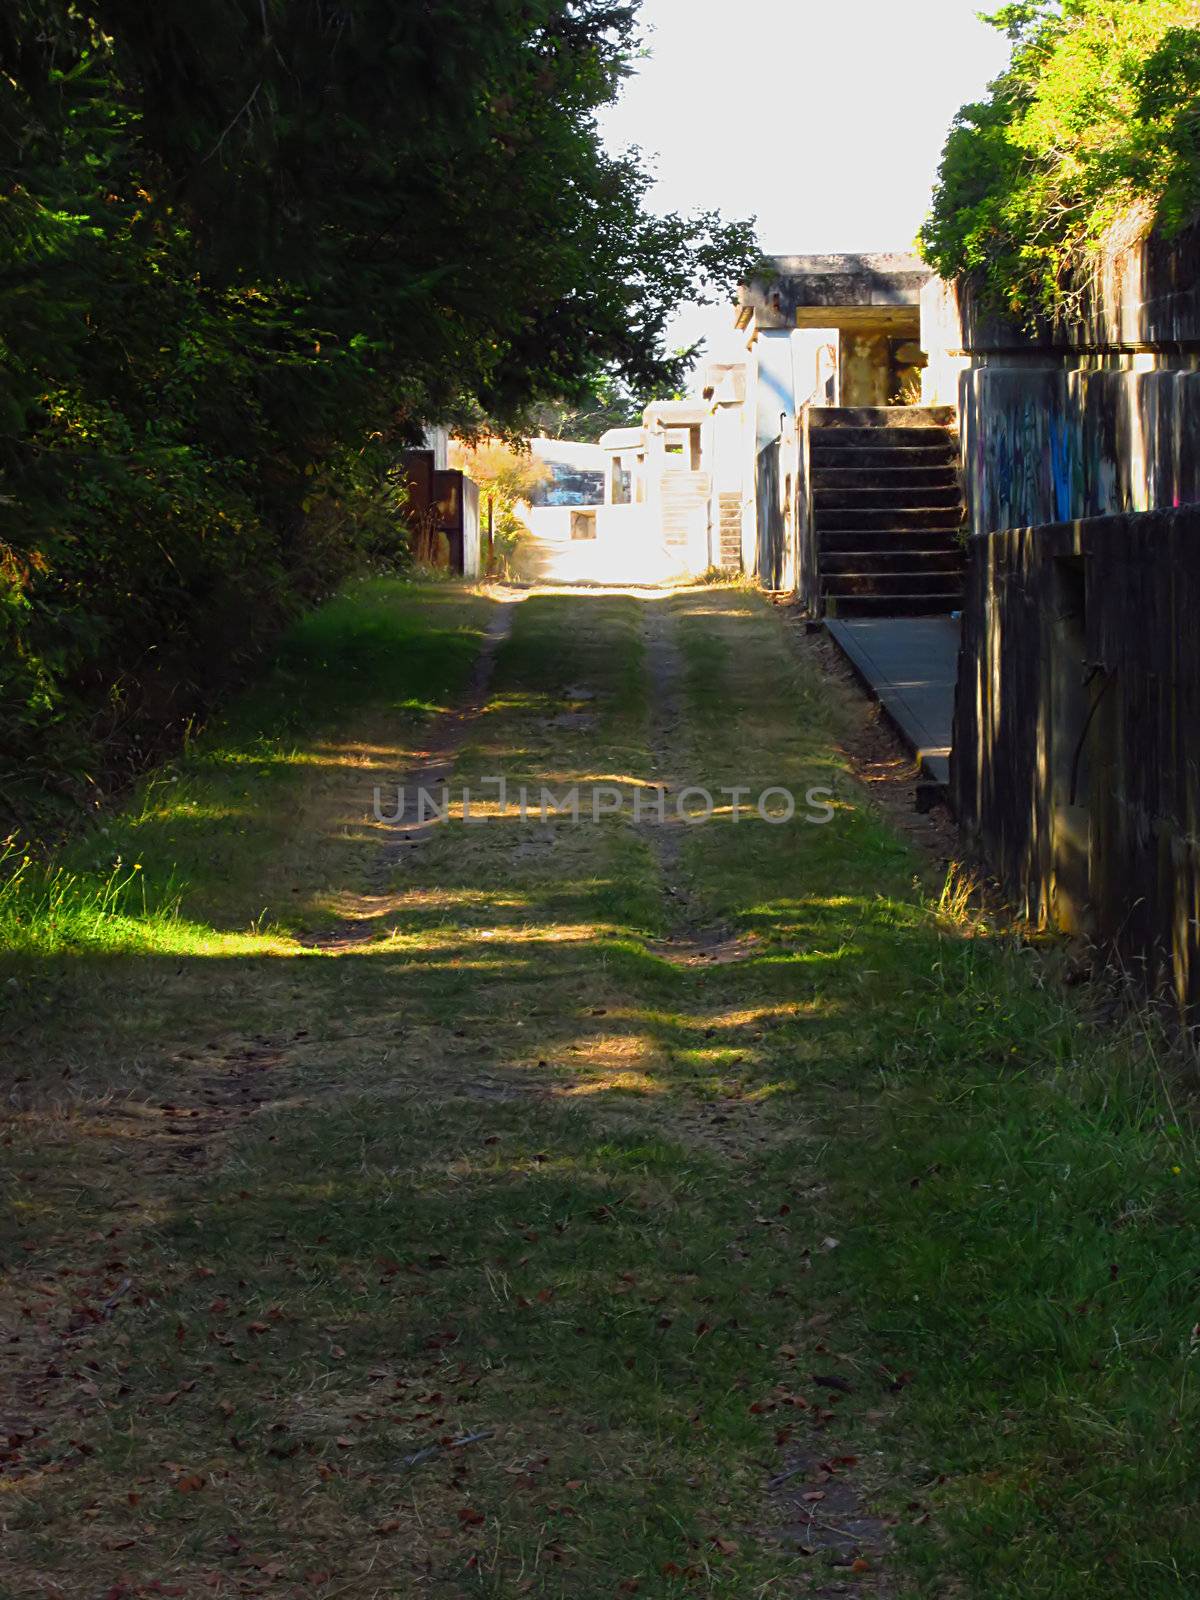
[
  {"left": 639, "top": 594, "right": 898, "bottom": 1592},
  {"left": 306, "top": 591, "right": 520, "bottom": 952},
  {"left": 640, "top": 597, "right": 759, "bottom": 969}
]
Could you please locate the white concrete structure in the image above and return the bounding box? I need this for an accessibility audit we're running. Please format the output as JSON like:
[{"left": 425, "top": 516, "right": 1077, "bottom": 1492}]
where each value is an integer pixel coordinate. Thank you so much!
[
  {"left": 591, "top": 377, "right": 757, "bottom": 578},
  {"left": 512, "top": 370, "right": 760, "bottom": 584}
]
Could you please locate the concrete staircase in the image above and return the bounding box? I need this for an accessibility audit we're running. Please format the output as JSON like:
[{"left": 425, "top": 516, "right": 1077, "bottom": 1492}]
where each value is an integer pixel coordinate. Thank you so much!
[{"left": 810, "top": 406, "right": 966, "bottom": 616}]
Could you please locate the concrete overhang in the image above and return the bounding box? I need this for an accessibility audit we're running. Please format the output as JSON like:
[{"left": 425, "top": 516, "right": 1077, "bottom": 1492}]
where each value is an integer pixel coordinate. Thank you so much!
[
  {"left": 644, "top": 400, "right": 709, "bottom": 429},
  {"left": 738, "top": 253, "right": 932, "bottom": 332},
  {"left": 598, "top": 426, "right": 644, "bottom": 452}
]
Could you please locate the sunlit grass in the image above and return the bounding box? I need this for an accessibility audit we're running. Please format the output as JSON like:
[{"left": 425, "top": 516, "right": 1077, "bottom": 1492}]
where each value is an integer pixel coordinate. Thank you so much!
[{"left": 0, "top": 579, "right": 495, "bottom": 970}]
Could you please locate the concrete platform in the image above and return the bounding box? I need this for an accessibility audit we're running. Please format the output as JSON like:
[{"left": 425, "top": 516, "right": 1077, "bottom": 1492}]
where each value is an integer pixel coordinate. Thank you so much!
[{"left": 825, "top": 616, "right": 959, "bottom": 787}]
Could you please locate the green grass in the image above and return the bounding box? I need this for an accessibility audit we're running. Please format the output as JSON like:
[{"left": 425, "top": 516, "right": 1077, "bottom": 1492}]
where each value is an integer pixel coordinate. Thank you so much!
[
  {"left": 1, "top": 579, "right": 1197, "bottom": 1598},
  {"left": 0, "top": 578, "right": 493, "bottom": 965},
  {"left": 662, "top": 589, "right": 1200, "bottom": 1596}
]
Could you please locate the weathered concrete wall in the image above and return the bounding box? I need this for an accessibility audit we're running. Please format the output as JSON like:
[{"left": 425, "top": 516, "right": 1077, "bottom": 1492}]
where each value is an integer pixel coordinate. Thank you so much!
[
  {"left": 706, "top": 396, "right": 750, "bottom": 573},
  {"left": 753, "top": 328, "right": 841, "bottom": 444},
  {"left": 922, "top": 223, "right": 1200, "bottom": 537},
  {"left": 515, "top": 503, "right": 697, "bottom": 584},
  {"left": 794, "top": 406, "right": 817, "bottom": 613},
  {"left": 959, "top": 367, "right": 1200, "bottom": 538},
  {"left": 952, "top": 505, "right": 1200, "bottom": 1012},
  {"left": 460, "top": 474, "right": 481, "bottom": 578},
  {"left": 755, "top": 434, "right": 799, "bottom": 591},
  {"left": 756, "top": 330, "right": 798, "bottom": 447},
  {"left": 840, "top": 329, "right": 893, "bottom": 407},
  {"left": 919, "top": 276, "right": 970, "bottom": 408},
  {"left": 431, "top": 469, "right": 480, "bottom": 576},
  {"left": 755, "top": 441, "right": 782, "bottom": 589}
]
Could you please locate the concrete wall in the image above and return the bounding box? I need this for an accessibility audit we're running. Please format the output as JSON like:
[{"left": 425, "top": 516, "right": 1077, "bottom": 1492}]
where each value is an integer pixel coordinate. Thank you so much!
[
  {"left": 953, "top": 505, "right": 1200, "bottom": 1013},
  {"left": 794, "top": 406, "right": 817, "bottom": 613},
  {"left": 755, "top": 328, "right": 849, "bottom": 440},
  {"left": 922, "top": 222, "right": 1200, "bottom": 537},
  {"left": 756, "top": 330, "right": 798, "bottom": 447},
  {"left": 432, "top": 469, "right": 479, "bottom": 576},
  {"left": 959, "top": 367, "right": 1200, "bottom": 538},
  {"left": 517, "top": 503, "right": 701, "bottom": 584},
  {"left": 707, "top": 398, "right": 751, "bottom": 573},
  {"left": 421, "top": 425, "right": 450, "bottom": 471},
  {"left": 919, "top": 277, "right": 970, "bottom": 408}
]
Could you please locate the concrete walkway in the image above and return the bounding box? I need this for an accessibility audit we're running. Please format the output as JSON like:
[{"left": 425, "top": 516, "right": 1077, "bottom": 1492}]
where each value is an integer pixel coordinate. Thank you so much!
[{"left": 826, "top": 616, "right": 960, "bottom": 787}]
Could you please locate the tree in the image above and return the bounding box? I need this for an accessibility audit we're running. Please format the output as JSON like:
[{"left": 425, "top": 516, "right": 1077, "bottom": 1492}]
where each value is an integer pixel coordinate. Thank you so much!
[
  {"left": 0, "top": 1, "right": 758, "bottom": 827},
  {"left": 527, "top": 372, "right": 652, "bottom": 442}
]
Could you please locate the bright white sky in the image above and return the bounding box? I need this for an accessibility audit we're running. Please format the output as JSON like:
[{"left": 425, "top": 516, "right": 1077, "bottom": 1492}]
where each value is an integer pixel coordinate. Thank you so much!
[{"left": 597, "top": 0, "right": 1012, "bottom": 371}]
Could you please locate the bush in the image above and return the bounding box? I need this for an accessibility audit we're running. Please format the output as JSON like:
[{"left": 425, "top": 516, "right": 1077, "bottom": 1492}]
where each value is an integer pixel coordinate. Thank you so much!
[{"left": 920, "top": 1, "right": 1200, "bottom": 319}]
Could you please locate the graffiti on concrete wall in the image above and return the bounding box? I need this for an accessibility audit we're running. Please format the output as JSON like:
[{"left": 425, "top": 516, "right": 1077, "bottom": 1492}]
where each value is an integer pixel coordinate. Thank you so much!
[{"left": 963, "top": 369, "right": 1200, "bottom": 535}]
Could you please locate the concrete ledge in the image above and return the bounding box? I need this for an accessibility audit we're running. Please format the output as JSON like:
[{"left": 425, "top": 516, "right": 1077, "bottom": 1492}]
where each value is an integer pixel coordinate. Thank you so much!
[{"left": 825, "top": 616, "right": 959, "bottom": 790}]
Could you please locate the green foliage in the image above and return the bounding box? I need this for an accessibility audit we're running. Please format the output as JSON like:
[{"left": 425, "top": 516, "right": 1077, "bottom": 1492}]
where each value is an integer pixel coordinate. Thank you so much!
[
  {"left": 920, "top": 0, "right": 1200, "bottom": 317},
  {"left": 450, "top": 438, "right": 549, "bottom": 575},
  {"left": 529, "top": 370, "right": 659, "bottom": 441},
  {"left": 0, "top": 1, "right": 757, "bottom": 834}
]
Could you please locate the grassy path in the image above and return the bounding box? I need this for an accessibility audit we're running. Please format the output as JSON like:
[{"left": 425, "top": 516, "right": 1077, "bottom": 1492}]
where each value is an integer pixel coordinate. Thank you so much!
[{"left": 2, "top": 581, "right": 1197, "bottom": 1598}]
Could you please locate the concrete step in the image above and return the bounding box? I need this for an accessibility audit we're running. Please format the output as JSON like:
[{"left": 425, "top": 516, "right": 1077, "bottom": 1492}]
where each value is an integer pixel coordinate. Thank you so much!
[
  {"left": 810, "top": 426, "right": 954, "bottom": 451},
  {"left": 822, "top": 549, "right": 965, "bottom": 575},
  {"left": 811, "top": 464, "right": 960, "bottom": 491},
  {"left": 820, "top": 528, "right": 964, "bottom": 554},
  {"left": 816, "top": 507, "right": 966, "bottom": 533},
  {"left": 827, "top": 593, "right": 961, "bottom": 618},
  {"left": 809, "top": 406, "right": 957, "bottom": 430},
  {"left": 814, "top": 484, "right": 963, "bottom": 511},
  {"left": 824, "top": 570, "right": 964, "bottom": 598},
  {"left": 807, "top": 407, "right": 966, "bottom": 620},
  {"left": 810, "top": 444, "right": 955, "bottom": 470}
]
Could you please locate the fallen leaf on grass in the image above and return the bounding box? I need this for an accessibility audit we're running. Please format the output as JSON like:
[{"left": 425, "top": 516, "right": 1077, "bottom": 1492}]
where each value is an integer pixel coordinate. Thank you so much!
[{"left": 458, "top": 1507, "right": 485, "bottom": 1527}]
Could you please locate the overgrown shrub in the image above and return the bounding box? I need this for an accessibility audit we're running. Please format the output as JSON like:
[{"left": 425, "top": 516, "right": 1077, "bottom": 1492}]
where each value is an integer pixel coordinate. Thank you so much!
[{"left": 920, "top": 0, "right": 1200, "bottom": 318}]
